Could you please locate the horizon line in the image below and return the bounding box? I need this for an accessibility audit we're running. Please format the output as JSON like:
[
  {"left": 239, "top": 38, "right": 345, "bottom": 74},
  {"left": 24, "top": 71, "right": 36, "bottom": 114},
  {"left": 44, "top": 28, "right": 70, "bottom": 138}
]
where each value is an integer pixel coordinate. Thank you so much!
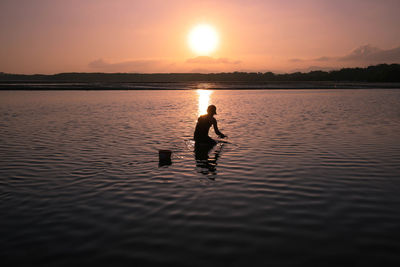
[{"left": 1, "top": 63, "right": 399, "bottom": 76}]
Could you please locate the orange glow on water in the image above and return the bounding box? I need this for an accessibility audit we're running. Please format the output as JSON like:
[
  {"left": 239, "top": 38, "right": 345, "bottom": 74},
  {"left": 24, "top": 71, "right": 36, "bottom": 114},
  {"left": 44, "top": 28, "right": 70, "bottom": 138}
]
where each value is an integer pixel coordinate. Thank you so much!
[{"left": 197, "top": 89, "right": 212, "bottom": 116}]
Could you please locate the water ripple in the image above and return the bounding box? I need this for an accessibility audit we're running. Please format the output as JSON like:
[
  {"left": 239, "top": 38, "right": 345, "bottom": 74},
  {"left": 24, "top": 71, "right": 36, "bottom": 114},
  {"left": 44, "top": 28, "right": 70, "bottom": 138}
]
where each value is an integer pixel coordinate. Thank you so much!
[{"left": 1, "top": 89, "right": 400, "bottom": 265}]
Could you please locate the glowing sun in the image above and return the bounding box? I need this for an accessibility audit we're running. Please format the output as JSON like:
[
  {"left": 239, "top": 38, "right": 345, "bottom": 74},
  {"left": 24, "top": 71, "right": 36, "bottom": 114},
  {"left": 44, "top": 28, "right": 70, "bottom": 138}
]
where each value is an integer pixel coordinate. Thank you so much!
[{"left": 188, "top": 24, "right": 219, "bottom": 55}]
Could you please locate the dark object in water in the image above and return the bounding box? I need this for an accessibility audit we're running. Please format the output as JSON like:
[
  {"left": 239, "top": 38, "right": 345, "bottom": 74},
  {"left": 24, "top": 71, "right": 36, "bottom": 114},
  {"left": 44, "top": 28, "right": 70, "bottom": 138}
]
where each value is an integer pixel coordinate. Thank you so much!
[{"left": 159, "top": 150, "right": 172, "bottom": 166}]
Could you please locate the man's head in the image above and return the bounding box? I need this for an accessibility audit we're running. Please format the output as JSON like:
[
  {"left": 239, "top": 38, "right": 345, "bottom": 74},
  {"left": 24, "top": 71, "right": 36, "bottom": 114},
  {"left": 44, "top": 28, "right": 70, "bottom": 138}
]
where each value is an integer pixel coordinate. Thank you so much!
[{"left": 207, "top": 105, "right": 217, "bottom": 115}]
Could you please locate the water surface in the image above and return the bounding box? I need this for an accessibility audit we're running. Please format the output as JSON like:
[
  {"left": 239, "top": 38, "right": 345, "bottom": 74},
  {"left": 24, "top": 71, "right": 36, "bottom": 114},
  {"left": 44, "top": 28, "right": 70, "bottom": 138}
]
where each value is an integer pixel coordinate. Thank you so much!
[{"left": 1, "top": 89, "right": 400, "bottom": 265}]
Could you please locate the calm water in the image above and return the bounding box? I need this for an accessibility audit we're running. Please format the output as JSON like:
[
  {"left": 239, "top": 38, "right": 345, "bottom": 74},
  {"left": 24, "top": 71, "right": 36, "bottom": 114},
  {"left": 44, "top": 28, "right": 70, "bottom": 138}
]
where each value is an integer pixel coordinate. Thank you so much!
[{"left": 1, "top": 89, "right": 400, "bottom": 265}]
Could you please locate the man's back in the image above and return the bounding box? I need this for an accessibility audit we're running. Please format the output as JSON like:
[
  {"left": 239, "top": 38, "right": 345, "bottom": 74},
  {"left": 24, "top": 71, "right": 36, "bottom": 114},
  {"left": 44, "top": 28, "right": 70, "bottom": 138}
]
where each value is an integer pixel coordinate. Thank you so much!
[
  {"left": 193, "top": 105, "right": 226, "bottom": 145},
  {"left": 194, "top": 115, "right": 214, "bottom": 142}
]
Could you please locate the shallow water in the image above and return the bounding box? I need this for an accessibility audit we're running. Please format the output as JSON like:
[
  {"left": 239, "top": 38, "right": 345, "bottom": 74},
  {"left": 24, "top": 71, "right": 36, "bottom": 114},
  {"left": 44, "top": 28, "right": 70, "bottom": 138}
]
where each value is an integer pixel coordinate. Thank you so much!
[{"left": 1, "top": 89, "right": 400, "bottom": 265}]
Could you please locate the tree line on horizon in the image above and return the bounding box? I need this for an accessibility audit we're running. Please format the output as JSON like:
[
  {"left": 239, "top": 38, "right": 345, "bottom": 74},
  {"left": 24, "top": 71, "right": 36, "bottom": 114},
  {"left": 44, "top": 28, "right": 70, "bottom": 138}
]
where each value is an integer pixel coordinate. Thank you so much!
[{"left": 0, "top": 64, "right": 399, "bottom": 83}]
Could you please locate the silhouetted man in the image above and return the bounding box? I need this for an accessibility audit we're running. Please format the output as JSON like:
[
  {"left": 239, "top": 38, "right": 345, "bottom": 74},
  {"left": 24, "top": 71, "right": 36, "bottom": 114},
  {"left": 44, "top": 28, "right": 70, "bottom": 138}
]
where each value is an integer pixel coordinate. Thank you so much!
[{"left": 194, "top": 105, "right": 226, "bottom": 146}]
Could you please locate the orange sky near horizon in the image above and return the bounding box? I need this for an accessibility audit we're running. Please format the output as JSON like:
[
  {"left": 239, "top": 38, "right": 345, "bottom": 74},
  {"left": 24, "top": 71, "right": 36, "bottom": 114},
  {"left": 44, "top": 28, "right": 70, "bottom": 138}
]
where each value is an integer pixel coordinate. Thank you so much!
[{"left": 0, "top": 0, "right": 399, "bottom": 74}]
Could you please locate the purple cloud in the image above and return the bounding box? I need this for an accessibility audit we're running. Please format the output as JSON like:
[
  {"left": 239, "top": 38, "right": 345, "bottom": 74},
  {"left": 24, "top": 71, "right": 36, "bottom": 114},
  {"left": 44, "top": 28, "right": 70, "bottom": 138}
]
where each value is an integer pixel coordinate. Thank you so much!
[
  {"left": 186, "top": 56, "right": 242, "bottom": 65},
  {"left": 289, "top": 45, "right": 400, "bottom": 65},
  {"left": 88, "top": 58, "right": 170, "bottom": 73}
]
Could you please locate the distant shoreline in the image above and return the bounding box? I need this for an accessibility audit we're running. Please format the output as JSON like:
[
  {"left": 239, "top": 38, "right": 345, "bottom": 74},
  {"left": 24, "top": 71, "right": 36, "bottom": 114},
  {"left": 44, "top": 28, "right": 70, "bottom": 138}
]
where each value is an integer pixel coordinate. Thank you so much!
[
  {"left": 1, "top": 81, "right": 400, "bottom": 90},
  {"left": 1, "top": 64, "right": 399, "bottom": 90}
]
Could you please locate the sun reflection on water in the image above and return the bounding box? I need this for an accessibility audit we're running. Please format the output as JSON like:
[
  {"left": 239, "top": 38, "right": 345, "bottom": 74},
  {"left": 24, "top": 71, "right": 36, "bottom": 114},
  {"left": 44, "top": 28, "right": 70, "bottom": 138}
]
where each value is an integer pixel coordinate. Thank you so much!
[{"left": 197, "top": 89, "right": 213, "bottom": 116}]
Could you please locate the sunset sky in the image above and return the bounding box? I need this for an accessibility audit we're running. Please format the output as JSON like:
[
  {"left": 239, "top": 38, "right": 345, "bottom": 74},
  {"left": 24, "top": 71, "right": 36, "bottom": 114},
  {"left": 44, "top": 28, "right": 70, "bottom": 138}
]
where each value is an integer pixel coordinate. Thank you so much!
[{"left": 1, "top": 0, "right": 399, "bottom": 74}]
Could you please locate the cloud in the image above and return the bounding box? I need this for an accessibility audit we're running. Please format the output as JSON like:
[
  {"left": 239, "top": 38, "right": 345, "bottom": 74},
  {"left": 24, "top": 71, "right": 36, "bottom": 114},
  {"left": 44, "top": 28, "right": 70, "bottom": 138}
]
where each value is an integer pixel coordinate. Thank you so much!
[
  {"left": 289, "top": 45, "right": 400, "bottom": 65},
  {"left": 88, "top": 58, "right": 173, "bottom": 73},
  {"left": 315, "top": 56, "right": 332, "bottom": 62},
  {"left": 339, "top": 44, "right": 400, "bottom": 62},
  {"left": 288, "top": 58, "right": 304, "bottom": 63},
  {"left": 89, "top": 57, "right": 243, "bottom": 73},
  {"left": 289, "top": 56, "right": 334, "bottom": 63},
  {"left": 186, "top": 56, "right": 242, "bottom": 65}
]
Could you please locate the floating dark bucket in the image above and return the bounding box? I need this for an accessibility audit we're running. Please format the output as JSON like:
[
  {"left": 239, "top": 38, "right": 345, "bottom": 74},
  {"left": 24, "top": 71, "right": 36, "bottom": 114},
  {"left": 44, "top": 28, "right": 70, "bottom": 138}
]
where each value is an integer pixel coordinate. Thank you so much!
[{"left": 159, "top": 150, "right": 172, "bottom": 166}]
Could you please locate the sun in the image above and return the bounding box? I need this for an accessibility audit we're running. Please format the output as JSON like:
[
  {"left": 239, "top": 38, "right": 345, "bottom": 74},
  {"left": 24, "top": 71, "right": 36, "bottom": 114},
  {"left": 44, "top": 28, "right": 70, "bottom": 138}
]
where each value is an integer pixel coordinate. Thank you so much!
[{"left": 188, "top": 24, "right": 219, "bottom": 55}]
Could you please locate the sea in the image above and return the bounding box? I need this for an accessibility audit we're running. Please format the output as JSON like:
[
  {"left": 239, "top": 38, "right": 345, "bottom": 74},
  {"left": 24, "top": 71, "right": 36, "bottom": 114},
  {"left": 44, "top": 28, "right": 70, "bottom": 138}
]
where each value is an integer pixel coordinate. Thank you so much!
[{"left": 1, "top": 87, "right": 400, "bottom": 265}]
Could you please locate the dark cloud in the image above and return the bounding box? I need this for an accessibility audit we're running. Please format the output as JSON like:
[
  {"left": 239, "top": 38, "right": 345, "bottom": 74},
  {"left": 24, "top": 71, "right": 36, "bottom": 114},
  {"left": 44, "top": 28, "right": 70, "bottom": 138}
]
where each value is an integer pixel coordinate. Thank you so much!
[
  {"left": 88, "top": 58, "right": 170, "bottom": 72},
  {"left": 186, "top": 56, "right": 242, "bottom": 65}
]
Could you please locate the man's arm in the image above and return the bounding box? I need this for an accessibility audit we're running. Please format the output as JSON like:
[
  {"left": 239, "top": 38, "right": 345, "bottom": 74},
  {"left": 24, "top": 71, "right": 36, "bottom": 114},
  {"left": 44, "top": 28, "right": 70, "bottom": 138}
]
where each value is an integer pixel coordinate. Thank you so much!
[{"left": 212, "top": 118, "right": 226, "bottom": 138}]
